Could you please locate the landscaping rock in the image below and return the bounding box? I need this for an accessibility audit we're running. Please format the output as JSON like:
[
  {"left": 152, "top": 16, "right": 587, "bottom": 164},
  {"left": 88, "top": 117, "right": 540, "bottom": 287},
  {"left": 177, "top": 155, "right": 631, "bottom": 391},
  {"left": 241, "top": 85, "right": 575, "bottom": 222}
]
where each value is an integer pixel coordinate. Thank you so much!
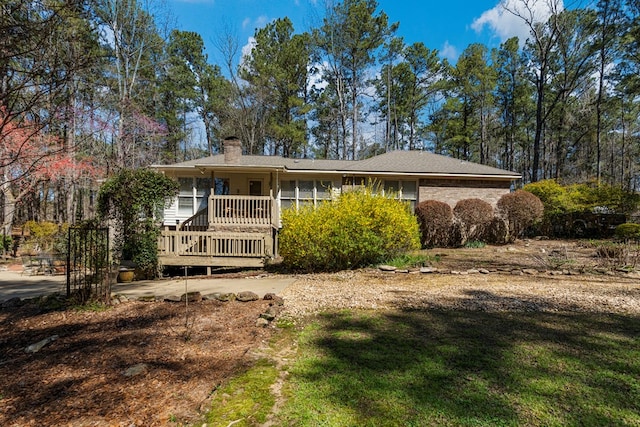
[
  {"left": 237, "top": 291, "right": 259, "bottom": 302},
  {"left": 478, "top": 268, "right": 490, "bottom": 274},
  {"left": 164, "top": 295, "right": 181, "bottom": 303},
  {"left": 260, "top": 311, "right": 276, "bottom": 321},
  {"left": 378, "top": 265, "right": 397, "bottom": 272},
  {"left": 264, "top": 294, "right": 284, "bottom": 306},
  {"left": 523, "top": 269, "right": 538, "bottom": 275},
  {"left": 420, "top": 267, "right": 437, "bottom": 274},
  {"left": 123, "top": 363, "right": 148, "bottom": 377},
  {"left": 467, "top": 269, "right": 480, "bottom": 274},
  {"left": 256, "top": 318, "right": 270, "bottom": 328},
  {"left": 137, "top": 296, "right": 156, "bottom": 302},
  {"left": 216, "top": 293, "right": 236, "bottom": 302},
  {"left": 181, "top": 292, "right": 202, "bottom": 303}
]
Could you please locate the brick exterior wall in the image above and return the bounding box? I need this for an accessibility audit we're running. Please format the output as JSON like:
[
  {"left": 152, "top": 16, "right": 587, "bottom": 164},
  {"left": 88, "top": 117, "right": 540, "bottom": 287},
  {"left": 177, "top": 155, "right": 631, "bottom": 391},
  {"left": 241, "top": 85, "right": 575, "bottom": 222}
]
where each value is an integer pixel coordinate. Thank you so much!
[{"left": 418, "top": 179, "right": 511, "bottom": 207}]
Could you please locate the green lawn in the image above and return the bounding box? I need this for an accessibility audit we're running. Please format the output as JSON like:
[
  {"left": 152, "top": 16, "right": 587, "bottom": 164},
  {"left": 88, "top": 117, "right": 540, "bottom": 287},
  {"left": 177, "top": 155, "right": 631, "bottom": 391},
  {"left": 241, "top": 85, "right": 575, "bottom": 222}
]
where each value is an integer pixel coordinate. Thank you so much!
[{"left": 275, "top": 309, "right": 640, "bottom": 426}]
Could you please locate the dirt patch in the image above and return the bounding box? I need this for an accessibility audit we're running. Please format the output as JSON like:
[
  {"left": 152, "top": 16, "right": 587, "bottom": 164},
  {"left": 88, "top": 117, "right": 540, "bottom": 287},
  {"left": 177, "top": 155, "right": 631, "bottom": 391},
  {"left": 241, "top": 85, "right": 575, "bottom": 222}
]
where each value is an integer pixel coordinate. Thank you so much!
[
  {"left": 1, "top": 239, "right": 638, "bottom": 426},
  {"left": 0, "top": 299, "right": 275, "bottom": 426}
]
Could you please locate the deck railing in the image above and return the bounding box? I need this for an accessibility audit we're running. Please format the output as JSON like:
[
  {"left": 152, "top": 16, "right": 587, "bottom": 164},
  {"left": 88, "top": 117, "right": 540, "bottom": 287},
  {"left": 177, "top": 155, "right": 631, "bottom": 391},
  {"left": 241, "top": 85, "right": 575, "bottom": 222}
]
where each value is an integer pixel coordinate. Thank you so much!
[
  {"left": 209, "top": 195, "right": 276, "bottom": 227},
  {"left": 159, "top": 230, "right": 272, "bottom": 258},
  {"left": 179, "top": 208, "right": 209, "bottom": 231}
]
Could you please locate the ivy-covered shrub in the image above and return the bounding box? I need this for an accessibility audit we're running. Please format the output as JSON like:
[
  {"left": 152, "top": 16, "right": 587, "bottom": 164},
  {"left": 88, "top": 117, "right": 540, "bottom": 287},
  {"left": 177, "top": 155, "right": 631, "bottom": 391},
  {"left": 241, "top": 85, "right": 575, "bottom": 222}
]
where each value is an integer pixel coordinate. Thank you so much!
[
  {"left": 453, "top": 198, "right": 494, "bottom": 244},
  {"left": 97, "top": 168, "right": 178, "bottom": 278},
  {"left": 614, "top": 223, "right": 640, "bottom": 242},
  {"left": 415, "top": 200, "right": 453, "bottom": 248},
  {"left": 497, "top": 190, "right": 544, "bottom": 241},
  {"left": 279, "top": 188, "right": 420, "bottom": 272}
]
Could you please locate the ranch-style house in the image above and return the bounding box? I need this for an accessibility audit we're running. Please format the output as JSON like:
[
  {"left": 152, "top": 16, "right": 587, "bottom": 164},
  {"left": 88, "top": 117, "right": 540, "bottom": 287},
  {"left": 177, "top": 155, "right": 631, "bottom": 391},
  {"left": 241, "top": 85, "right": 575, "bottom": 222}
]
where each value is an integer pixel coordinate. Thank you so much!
[{"left": 152, "top": 137, "right": 521, "bottom": 270}]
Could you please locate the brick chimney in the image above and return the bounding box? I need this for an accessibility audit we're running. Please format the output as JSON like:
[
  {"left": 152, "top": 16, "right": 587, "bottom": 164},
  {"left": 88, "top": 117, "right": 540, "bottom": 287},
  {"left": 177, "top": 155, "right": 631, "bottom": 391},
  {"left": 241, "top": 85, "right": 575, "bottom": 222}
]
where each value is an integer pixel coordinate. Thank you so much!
[{"left": 223, "top": 136, "right": 242, "bottom": 164}]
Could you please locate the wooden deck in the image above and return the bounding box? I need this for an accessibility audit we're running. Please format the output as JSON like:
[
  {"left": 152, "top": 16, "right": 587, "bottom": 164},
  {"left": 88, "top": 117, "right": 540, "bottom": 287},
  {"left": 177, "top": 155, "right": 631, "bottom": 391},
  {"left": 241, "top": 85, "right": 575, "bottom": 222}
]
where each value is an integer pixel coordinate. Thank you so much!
[
  {"left": 158, "top": 230, "right": 274, "bottom": 268},
  {"left": 162, "top": 195, "right": 278, "bottom": 268}
]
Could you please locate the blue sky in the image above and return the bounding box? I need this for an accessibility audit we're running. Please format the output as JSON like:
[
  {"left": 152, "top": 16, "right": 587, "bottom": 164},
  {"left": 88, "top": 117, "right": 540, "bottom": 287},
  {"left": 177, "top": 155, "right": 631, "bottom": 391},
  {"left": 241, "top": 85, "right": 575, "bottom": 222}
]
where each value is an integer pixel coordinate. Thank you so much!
[{"left": 167, "top": 0, "right": 555, "bottom": 65}]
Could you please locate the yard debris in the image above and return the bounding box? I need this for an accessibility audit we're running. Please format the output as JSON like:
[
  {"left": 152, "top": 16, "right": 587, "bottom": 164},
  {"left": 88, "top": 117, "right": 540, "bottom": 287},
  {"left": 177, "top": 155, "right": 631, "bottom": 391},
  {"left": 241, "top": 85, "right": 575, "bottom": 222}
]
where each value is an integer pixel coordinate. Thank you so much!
[{"left": 24, "top": 335, "right": 58, "bottom": 353}]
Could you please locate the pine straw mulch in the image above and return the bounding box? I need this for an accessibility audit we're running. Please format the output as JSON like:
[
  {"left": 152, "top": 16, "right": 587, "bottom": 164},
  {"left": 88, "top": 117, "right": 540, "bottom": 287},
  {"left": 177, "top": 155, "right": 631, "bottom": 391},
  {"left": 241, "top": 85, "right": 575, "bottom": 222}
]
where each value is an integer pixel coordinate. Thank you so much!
[{"left": 0, "top": 298, "right": 275, "bottom": 426}]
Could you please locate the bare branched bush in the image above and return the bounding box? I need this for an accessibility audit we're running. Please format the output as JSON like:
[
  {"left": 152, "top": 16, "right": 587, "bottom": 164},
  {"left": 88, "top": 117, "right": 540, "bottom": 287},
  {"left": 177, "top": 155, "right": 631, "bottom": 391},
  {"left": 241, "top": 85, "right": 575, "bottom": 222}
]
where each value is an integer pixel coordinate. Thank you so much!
[
  {"left": 497, "top": 190, "right": 544, "bottom": 241},
  {"left": 415, "top": 200, "right": 453, "bottom": 248},
  {"left": 485, "top": 217, "right": 509, "bottom": 244},
  {"left": 453, "top": 198, "right": 494, "bottom": 244}
]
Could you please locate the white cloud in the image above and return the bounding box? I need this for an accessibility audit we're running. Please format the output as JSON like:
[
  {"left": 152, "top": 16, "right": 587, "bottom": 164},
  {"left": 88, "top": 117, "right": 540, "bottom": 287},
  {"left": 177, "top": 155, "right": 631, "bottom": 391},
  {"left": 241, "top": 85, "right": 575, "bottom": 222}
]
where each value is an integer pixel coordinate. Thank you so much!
[
  {"left": 242, "top": 15, "right": 270, "bottom": 32},
  {"left": 241, "top": 36, "right": 256, "bottom": 58},
  {"left": 239, "top": 36, "right": 257, "bottom": 71},
  {"left": 471, "top": 0, "right": 564, "bottom": 44},
  {"left": 440, "top": 41, "right": 459, "bottom": 62}
]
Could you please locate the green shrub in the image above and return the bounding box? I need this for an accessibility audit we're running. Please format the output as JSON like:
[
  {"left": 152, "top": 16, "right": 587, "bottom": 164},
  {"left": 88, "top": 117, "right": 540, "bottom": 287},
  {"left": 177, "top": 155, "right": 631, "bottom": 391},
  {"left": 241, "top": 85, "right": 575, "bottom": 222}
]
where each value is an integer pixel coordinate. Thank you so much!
[
  {"left": 415, "top": 200, "right": 453, "bottom": 248},
  {"left": 279, "top": 188, "right": 420, "bottom": 272},
  {"left": 453, "top": 198, "right": 493, "bottom": 244},
  {"left": 24, "top": 221, "right": 60, "bottom": 253},
  {"left": 497, "top": 190, "right": 544, "bottom": 241},
  {"left": 523, "top": 180, "right": 573, "bottom": 215},
  {"left": 0, "top": 235, "right": 12, "bottom": 253},
  {"left": 524, "top": 179, "right": 640, "bottom": 216},
  {"left": 614, "top": 223, "right": 640, "bottom": 242}
]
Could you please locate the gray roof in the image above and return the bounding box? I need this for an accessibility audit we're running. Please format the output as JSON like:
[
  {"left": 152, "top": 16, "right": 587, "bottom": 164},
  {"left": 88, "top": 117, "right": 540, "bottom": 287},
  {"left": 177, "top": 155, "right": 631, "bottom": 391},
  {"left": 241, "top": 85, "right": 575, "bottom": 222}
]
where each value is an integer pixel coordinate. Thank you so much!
[
  {"left": 153, "top": 150, "right": 520, "bottom": 179},
  {"left": 344, "top": 150, "right": 518, "bottom": 177}
]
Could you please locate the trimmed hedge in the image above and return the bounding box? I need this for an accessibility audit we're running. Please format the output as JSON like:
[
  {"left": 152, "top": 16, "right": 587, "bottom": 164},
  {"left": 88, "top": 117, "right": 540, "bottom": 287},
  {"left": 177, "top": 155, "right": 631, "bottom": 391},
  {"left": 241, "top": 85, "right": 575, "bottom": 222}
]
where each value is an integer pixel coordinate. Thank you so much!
[
  {"left": 415, "top": 200, "right": 453, "bottom": 248},
  {"left": 497, "top": 190, "right": 544, "bottom": 241},
  {"left": 615, "top": 223, "right": 640, "bottom": 242},
  {"left": 453, "top": 198, "right": 494, "bottom": 244},
  {"left": 279, "top": 188, "right": 420, "bottom": 272}
]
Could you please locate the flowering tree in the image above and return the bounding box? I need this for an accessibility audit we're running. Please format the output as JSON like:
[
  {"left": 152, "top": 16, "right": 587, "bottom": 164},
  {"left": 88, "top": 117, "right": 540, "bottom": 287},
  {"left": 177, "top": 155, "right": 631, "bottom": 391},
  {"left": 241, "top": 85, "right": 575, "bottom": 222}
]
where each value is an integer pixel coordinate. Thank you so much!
[{"left": 0, "top": 108, "right": 100, "bottom": 236}]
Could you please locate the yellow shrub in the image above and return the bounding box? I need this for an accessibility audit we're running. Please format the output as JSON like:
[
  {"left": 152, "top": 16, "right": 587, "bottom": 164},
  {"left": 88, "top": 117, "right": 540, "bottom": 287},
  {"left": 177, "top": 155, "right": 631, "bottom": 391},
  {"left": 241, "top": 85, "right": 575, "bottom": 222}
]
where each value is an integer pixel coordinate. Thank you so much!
[{"left": 279, "top": 188, "right": 420, "bottom": 272}]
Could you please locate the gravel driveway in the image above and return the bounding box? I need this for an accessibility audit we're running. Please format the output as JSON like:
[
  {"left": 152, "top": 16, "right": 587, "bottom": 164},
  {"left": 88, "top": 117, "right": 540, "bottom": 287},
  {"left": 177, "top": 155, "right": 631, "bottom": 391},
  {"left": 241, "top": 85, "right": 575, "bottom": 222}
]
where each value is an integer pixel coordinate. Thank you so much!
[{"left": 280, "top": 270, "right": 640, "bottom": 317}]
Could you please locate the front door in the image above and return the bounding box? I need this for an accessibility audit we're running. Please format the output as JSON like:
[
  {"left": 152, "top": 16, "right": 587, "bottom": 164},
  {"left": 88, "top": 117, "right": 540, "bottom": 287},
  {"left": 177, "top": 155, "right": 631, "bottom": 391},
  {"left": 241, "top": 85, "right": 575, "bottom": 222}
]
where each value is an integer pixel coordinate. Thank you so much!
[{"left": 249, "top": 180, "right": 262, "bottom": 196}]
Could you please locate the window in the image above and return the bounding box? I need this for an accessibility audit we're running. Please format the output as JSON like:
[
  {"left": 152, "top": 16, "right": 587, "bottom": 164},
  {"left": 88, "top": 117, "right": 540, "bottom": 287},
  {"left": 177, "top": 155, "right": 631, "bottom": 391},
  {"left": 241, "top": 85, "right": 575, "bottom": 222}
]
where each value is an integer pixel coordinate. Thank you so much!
[
  {"left": 384, "top": 180, "right": 400, "bottom": 195},
  {"left": 195, "top": 178, "right": 212, "bottom": 211},
  {"left": 280, "top": 181, "right": 295, "bottom": 210},
  {"left": 280, "top": 179, "right": 337, "bottom": 208},
  {"left": 178, "top": 178, "right": 194, "bottom": 215},
  {"left": 298, "top": 180, "right": 314, "bottom": 200},
  {"left": 178, "top": 177, "right": 212, "bottom": 215},
  {"left": 316, "top": 180, "right": 333, "bottom": 200},
  {"left": 214, "top": 178, "right": 229, "bottom": 195},
  {"left": 384, "top": 180, "right": 417, "bottom": 210}
]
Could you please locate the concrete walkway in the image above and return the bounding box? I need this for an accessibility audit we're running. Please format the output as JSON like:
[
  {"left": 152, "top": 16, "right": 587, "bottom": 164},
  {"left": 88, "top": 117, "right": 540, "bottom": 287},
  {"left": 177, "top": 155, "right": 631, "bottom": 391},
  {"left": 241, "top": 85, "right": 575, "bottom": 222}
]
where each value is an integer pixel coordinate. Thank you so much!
[{"left": 0, "top": 270, "right": 295, "bottom": 302}]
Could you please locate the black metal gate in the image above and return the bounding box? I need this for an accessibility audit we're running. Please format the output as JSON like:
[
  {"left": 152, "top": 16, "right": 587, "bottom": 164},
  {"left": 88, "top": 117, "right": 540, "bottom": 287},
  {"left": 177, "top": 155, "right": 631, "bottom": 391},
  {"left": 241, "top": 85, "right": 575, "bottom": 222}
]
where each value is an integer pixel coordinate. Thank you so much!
[{"left": 66, "top": 226, "right": 111, "bottom": 304}]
